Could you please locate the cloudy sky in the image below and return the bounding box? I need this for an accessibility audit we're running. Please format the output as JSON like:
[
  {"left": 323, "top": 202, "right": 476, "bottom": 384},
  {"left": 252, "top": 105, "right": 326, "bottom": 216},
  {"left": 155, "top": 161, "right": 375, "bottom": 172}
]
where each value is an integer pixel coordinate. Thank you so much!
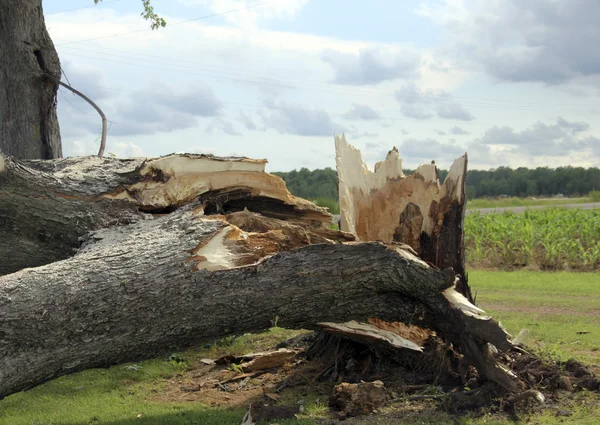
[{"left": 44, "top": 0, "right": 600, "bottom": 172}]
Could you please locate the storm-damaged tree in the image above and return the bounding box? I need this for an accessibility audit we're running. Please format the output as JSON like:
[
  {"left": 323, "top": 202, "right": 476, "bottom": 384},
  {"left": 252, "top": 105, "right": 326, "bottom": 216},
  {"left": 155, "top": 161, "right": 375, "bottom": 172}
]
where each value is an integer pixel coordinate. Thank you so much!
[
  {"left": 0, "top": 0, "right": 163, "bottom": 159},
  {"left": 0, "top": 134, "right": 559, "bottom": 404}
]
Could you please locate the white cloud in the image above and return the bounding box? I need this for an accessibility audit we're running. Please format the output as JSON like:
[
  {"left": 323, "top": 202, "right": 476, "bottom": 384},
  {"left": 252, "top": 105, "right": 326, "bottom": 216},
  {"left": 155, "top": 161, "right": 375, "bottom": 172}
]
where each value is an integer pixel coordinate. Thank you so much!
[
  {"left": 435, "top": 102, "right": 474, "bottom": 121},
  {"left": 471, "top": 117, "right": 599, "bottom": 160},
  {"left": 238, "top": 111, "right": 265, "bottom": 131},
  {"left": 112, "top": 142, "right": 144, "bottom": 158},
  {"left": 341, "top": 104, "right": 382, "bottom": 121},
  {"left": 108, "top": 85, "right": 222, "bottom": 136},
  {"left": 178, "top": 0, "right": 310, "bottom": 29},
  {"left": 400, "top": 137, "right": 465, "bottom": 164},
  {"left": 260, "top": 100, "right": 346, "bottom": 136},
  {"left": 188, "top": 146, "right": 218, "bottom": 154},
  {"left": 322, "top": 46, "right": 420, "bottom": 85},
  {"left": 45, "top": 3, "right": 600, "bottom": 170},
  {"left": 450, "top": 126, "right": 469, "bottom": 135},
  {"left": 63, "top": 138, "right": 101, "bottom": 157},
  {"left": 394, "top": 82, "right": 473, "bottom": 121},
  {"left": 205, "top": 117, "right": 242, "bottom": 135},
  {"left": 419, "top": 0, "right": 600, "bottom": 87}
]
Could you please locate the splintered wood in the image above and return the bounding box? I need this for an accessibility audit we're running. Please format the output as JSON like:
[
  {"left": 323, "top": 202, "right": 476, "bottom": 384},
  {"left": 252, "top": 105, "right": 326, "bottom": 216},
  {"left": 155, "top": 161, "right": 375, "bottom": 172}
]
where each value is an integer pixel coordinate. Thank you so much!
[
  {"left": 0, "top": 153, "right": 335, "bottom": 275},
  {"left": 333, "top": 133, "right": 471, "bottom": 323},
  {"left": 335, "top": 134, "right": 468, "bottom": 280},
  {"left": 0, "top": 145, "right": 527, "bottom": 399},
  {"left": 317, "top": 320, "right": 424, "bottom": 352}
]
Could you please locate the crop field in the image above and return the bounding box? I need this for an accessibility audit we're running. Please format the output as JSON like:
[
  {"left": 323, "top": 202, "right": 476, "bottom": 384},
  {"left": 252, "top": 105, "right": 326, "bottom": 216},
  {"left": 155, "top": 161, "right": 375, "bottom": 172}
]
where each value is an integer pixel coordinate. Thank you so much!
[{"left": 465, "top": 208, "right": 600, "bottom": 270}]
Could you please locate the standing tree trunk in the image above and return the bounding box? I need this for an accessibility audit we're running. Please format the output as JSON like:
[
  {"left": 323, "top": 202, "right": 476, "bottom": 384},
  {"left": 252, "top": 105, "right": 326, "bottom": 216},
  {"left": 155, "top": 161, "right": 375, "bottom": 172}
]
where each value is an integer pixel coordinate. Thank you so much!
[{"left": 0, "top": 0, "right": 62, "bottom": 159}]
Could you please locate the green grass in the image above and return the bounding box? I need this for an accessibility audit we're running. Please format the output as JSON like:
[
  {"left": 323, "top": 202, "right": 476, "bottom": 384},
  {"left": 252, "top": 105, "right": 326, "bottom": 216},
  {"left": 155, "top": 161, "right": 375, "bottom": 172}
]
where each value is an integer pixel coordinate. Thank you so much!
[
  {"left": 312, "top": 197, "right": 340, "bottom": 214},
  {"left": 1, "top": 272, "right": 598, "bottom": 425},
  {"left": 0, "top": 359, "right": 247, "bottom": 425},
  {"left": 0, "top": 328, "right": 311, "bottom": 425},
  {"left": 469, "top": 270, "right": 600, "bottom": 364}
]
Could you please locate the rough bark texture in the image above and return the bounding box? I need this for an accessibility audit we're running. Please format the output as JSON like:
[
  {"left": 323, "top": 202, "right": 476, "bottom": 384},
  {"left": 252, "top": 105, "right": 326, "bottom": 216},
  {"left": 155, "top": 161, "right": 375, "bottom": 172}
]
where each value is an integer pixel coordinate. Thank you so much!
[
  {"left": 0, "top": 153, "right": 333, "bottom": 275},
  {"left": 0, "top": 0, "right": 62, "bottom": 159},
  {"left": 0, "top": 149, "right": 521, "bottom": 399},
  {"left": 0, "top": 205, "right": 497, "bottom": 399}
]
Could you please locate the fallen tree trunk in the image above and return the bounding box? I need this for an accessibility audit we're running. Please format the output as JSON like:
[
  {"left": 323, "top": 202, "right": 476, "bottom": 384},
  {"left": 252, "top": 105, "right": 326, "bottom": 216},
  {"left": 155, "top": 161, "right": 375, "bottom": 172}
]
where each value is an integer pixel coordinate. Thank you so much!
[
  {"left": 0, "top": 153, "right": 333, "bottom": 275},
  {"left": 0, "top": 146, "right": 521, "bottom": 400},
  {"left": 0, "top": 207, "right": 514, "bottom": 398}
]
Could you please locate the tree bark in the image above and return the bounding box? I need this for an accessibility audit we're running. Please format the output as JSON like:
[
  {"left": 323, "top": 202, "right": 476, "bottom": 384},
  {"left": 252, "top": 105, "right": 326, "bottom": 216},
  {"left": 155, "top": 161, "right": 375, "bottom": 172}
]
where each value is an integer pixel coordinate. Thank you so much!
[
  {"left": 0, "top": 0, "right": 62, "bottom": 159},
  {"left": 0, "top": 150, "right": 522, "bottom": 399},
  {"left": 0, "top": 153, "right": 334, "bottom": 275},
  {"left": 0, "top": 206, "right": 514, "bottom": 399}
]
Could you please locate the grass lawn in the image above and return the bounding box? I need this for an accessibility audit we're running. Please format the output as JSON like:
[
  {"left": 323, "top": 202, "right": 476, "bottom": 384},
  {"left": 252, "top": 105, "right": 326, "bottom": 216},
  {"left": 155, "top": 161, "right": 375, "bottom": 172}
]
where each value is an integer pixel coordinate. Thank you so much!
[
  {"left": 0, "top": 271, "right": 598, "bottom": 425},
  {"left": 313, "top": 197, "right": 595, "bottom": 216},
  {"left": 469, "top": 270, "right": 600, "bottom": 366}
]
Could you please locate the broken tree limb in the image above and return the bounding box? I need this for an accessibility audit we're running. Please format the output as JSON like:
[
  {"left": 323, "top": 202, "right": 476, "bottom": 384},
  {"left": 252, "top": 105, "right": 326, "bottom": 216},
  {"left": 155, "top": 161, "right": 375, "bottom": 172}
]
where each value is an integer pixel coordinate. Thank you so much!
[
  {"left": 215, "top": 348, "right": 298, "bottom": 372},
  {"left": 0, "top": 152, "right": 333, "bottom": 275},
  {"left": 0, "top": 203, "right": 517, "bottom": 398},
  {"left": 50, "top": 75, "right": 108, "bottom": 157}
]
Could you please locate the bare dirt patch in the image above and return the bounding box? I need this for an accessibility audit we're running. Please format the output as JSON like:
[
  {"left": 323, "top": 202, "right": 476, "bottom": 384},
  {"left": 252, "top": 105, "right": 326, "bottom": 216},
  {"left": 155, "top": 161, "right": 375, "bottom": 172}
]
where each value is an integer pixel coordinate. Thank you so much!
[
  {"left": 148, "top": 330, "right": 600, "bottom": 423},
  {"left": 151, "top": 362, "right": 294, "bottom": 408},
  {"left": 480, "top": 302, "right": 600, "bottom": 317}
]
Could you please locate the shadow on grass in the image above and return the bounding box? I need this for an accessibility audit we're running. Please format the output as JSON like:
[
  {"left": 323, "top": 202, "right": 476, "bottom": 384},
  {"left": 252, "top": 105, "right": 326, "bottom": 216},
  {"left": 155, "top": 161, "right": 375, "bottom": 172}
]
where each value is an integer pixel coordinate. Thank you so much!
[{"left": 82, "top": 409, "right": 312, "bottom": 425}]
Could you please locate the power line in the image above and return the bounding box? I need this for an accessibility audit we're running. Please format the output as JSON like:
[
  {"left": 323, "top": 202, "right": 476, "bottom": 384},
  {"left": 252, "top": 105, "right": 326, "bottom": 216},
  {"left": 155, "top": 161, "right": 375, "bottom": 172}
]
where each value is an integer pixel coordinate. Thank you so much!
[
  {"left": 65, "top": 84, "right": 556, "bottom": 127},
  {"left": 56, "top": 51, "right": 503, "bottom": 110},
  {"left": 59, "top": 49, "right": 592, "bottom": 114},
  {"left": 61, "top": 44, "right": 473, "bottom": 108},
  {"left": 59, "top": 89, "right": 96, "bottom": 117},
  {"left": 59, "top": 87, "right": 118, "bottom": 124},
  {"left": 60, "top": 67, "right": 73, "bottom": 88},
  {"left": 55, "top": 1, "right": 273, "bottom": 46},
  {"left": 55, "top": 46, "right": 595, "bottom": 110},
  {"left": 48, "top": 0, "right": 124, "bottom": 15}
]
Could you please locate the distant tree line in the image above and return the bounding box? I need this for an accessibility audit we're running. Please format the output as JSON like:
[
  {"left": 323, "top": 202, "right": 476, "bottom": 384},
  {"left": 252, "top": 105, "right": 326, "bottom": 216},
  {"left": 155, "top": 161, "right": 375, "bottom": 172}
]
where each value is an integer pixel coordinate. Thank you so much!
[
  {"left": 272, "top": 168, "right": 339, "bottom": 201},
  {"left": 274, "top": 166, "right": 600, "bottom": 200},
  {"left": 466, "top": 166, "right": 600, "bottom": 199}
]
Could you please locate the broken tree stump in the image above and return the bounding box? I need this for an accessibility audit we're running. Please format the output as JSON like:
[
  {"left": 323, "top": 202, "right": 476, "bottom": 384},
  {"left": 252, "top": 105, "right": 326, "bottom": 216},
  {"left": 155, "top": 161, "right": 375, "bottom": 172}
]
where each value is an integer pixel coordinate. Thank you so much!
[
  {"left": 326, "top": 135, "right": 518, "bottom": 392},
  {"left": 335, "top": 133, "right": 471, "bottom": 300}
]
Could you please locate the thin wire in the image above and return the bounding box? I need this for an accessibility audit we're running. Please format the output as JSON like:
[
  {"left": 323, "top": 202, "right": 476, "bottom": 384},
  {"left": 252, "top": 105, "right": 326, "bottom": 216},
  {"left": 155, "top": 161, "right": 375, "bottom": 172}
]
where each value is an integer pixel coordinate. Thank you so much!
[
  {"left": 59, "top": 89, "right": 95, "bottom": 116},
  {"left": 90, "top": 135, "right": 102, "bottom": 150},
  {"left": 59, "top": 88, "right": 118, "bottom": 124},
  {"left": 60, "top": 67, "right": 73, "bottom": 89},
  {"left": 55, "top": 1, "right": 273, "bottom": 46},
  {"left": 48, "top": 0, "right": 124, "bottom": 15},
  {"left": 72, "top": 85, "right": 545, "bottom": 126},
  {"left": 55, "top": 46, "right": 595, "bottom": 110},
  {"left": 56, "top": 51, "right": 496, "bottom": 110},
  {"left": 59, "top": 50, "right": 590, "bottom": 114}
]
